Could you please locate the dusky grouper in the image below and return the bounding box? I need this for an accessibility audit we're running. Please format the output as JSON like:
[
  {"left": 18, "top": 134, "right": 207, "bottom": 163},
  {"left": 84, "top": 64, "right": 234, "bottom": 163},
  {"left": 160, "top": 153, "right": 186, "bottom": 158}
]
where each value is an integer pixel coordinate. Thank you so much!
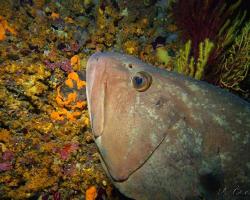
[{"left": 86, "top": 52, "right": 250, "bottom": 200}]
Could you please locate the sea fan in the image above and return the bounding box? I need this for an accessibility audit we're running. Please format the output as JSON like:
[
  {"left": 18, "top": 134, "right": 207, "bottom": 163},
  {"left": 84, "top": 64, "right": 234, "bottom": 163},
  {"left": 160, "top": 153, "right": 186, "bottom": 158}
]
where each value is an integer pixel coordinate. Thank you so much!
[
  {"left": 173, "top": 0, "right": 243, "bottom": 83},
  {"left": 219, "top": 21, "right": 250, "bottom": 94}
]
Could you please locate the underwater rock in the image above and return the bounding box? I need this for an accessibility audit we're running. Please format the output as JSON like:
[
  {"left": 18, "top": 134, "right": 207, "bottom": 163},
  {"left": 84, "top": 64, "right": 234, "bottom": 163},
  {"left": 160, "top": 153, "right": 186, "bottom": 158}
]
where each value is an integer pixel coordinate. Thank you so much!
[{"left": 86, "top": 52, "right": 250, "bottom": 200}]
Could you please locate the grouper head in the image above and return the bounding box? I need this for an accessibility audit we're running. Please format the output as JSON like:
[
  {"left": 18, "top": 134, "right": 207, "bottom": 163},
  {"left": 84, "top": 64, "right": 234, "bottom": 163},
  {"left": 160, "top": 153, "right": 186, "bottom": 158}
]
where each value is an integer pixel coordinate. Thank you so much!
[
  {"left": 86, "top": 52, "right": 175, "bottom": 181},
  {"left": 86, "top": 52, "right": 250, "bottom": 199}
]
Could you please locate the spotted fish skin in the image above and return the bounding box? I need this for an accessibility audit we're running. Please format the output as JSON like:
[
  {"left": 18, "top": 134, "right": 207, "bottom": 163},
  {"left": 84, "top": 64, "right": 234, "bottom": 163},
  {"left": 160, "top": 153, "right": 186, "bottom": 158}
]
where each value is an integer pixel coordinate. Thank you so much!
[{"left": 86, "top": 52, "right": 250, "bottom": 200}]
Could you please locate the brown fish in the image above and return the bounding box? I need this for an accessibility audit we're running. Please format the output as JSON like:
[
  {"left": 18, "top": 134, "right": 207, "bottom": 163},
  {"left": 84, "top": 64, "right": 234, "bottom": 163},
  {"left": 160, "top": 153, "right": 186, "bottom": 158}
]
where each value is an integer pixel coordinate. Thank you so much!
[{"left": 86, "top": 52, "right": 250, "bottom": 200}]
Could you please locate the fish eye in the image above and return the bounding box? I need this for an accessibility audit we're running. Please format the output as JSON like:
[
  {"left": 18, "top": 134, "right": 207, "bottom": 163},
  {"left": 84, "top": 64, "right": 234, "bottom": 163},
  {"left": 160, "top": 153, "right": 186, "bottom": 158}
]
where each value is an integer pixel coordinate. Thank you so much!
[{"left": 132, "top": 71, "right": 152, "bottom": 92}]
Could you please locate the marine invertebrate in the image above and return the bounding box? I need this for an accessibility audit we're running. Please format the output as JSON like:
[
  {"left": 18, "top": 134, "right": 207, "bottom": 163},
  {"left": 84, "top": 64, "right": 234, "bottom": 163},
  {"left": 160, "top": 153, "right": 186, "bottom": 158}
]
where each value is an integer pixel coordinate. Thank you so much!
[
  {"left": 86, "top": 186, "right": 97, "bottom": 200},
  {"left": 123, "top": 40, "right": 139, "bottom": 55},
  {"left": 51, "top": 71, "right": 87, "bottom": 122},
  {"left": 176, "top": 39, "right": 214, "bottom": 80},
  {"left": 45, "top": 60, "right": 72, "bottom": 73},
  {"left": 219, "top": 21, "right": 250, "bottom": 93},
  {"left": 0, "top": 162, "right": 12, "bottom": 172},
  {"left": 172, "top": 0, "right": 244, "bottom": 82},
  {"left": 173, "top": 0, "right": 241, "bottom": 58},
  {"left": 156, "top": 46, "right": 170, "bottom": 66},
  {"left": 0, "top": 58, "right": 109, "bottom": 199},
  {"left": 33, "top": 0, "right": 45, "bottom": 9},
  {"left": 0, "top": 16, "right": 16, "bottom": 41},
  {"left": 59, "top": 143, "right": 79, "bottom": 160},
  {"left": 218, "top": 12, "right": 246, "bottom": 49},
  {"left": 50, "top": 12, "right": 60, "bottom": 20},
  {"left": 176, "top": 40, "right": 193, "bottom": 75},
  {"left": 195, "top": 39, "right": 215, "bottom": 79},
  {"left": 23, "top": 168, "right": 57, "bottom": 191},
  {"left": 62, "top": 42, "right": 80, "bottom": 53},
  {"left": 0, "top": 136, "right": 14, "bottom": 172},
  {"left": 71, "top": 55, "right": 81, "bottom": 71},
  {"left": 0, "top": 129, "right": 11, "bottom": 143}
]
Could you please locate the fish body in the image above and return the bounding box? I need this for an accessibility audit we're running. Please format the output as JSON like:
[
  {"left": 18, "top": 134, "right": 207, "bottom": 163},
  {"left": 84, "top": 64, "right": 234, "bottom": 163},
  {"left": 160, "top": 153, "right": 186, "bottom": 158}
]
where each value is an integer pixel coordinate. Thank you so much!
[{"left": 86, "top": 52, "right": 250, "bottom": 200}]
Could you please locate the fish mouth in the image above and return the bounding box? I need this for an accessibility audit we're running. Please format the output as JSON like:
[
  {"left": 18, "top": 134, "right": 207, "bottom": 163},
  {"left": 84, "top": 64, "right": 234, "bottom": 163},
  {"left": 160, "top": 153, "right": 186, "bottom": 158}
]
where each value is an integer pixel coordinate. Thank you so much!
[{"left": 86, "top": 52, "right": 107, "bottom": 138}]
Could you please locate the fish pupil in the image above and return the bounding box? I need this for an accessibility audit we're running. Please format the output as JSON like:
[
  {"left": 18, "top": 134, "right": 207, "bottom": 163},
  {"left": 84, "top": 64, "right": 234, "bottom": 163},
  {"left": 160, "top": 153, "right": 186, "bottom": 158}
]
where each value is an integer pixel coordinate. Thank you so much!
[{"left": 134, "top": 76, "right": 143, "bottom": 86}]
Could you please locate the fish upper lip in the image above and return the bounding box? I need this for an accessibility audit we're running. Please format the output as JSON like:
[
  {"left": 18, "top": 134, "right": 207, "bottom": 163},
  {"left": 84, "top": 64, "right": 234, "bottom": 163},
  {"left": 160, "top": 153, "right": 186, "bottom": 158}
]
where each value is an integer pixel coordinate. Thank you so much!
[
  {"left": 86, "top": 53, "right": 107, "bottom": 138},
  {"left": 86, "top": 53, "right": 101, "bottom": 128}
]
